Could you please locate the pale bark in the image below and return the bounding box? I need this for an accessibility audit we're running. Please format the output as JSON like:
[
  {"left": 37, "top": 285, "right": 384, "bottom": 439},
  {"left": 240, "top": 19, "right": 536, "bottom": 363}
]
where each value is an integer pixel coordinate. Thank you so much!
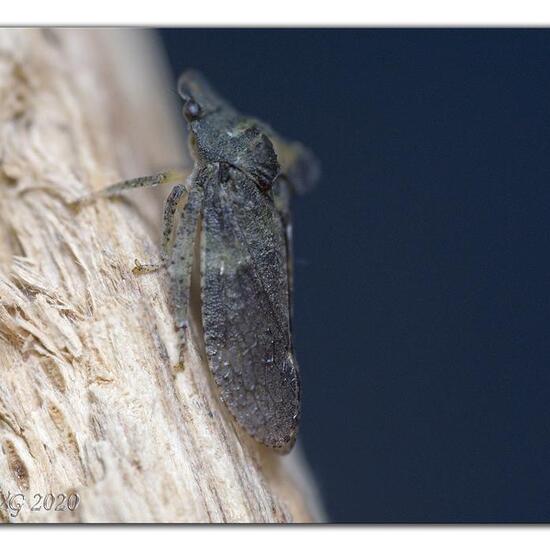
[{"left": 0, "top": 28, "right": 323, "bottom": 523}]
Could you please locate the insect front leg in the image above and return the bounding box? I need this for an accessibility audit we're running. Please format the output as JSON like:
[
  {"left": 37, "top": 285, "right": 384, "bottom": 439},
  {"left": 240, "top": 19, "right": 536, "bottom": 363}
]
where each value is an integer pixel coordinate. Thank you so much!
[
  {"left": 70, "top": 169, "right": 192, "bottom": 275},
  {"left": 71, "top": 169, "right": 189, "bottom": 209}
]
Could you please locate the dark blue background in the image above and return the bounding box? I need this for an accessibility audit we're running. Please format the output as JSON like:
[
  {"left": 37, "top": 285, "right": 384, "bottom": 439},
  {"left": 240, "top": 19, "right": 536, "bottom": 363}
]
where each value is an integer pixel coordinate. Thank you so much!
[{"left": 160, "top": 29, "right": 550, "bottom": 522}]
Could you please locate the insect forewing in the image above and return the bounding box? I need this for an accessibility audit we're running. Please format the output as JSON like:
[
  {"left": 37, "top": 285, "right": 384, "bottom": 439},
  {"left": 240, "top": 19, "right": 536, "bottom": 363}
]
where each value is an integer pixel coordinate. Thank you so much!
[{"left": 200, "top": 166, "right": 300, "bottom": 452}]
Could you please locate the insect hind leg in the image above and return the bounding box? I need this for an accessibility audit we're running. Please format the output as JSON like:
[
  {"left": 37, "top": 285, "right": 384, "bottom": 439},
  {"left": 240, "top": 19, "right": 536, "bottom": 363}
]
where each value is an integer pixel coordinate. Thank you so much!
[{"left": 168, "top": 185, "right": 203, "bottom": 369}]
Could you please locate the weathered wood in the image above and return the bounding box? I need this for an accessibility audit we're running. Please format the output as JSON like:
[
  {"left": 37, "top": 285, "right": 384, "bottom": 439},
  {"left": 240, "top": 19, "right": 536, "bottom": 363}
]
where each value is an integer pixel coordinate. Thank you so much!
[{"left": 0, "top": 28, "right": 322, "bottom": 523}]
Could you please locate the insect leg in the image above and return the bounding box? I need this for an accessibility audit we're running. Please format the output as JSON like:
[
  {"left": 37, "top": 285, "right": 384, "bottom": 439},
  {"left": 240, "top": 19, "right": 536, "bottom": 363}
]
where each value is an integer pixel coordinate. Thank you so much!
[
  {"left": 161, "top": 185, "right": 188, "bottom": 261},
  {"left": 72, "top": 169, "right": 189, "bottom": 209},
  {"left": 133, "top": 184, "right": 188, "bottom": 274},
  {"left": 168, "top": 184, "right": 203, "bottom": 368}
]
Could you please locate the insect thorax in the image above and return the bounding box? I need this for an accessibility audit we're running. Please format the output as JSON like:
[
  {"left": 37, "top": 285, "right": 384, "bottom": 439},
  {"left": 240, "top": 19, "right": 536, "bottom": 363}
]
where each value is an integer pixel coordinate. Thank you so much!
[{"left": 189, "top": 114, "right": 280, "bottom": 191}]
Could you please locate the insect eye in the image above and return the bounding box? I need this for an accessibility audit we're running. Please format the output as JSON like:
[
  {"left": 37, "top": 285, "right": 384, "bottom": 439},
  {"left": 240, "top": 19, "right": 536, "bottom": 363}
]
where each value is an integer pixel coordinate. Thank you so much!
[{"left": 183, "top": 100, "right": 202, "bottom": 121}]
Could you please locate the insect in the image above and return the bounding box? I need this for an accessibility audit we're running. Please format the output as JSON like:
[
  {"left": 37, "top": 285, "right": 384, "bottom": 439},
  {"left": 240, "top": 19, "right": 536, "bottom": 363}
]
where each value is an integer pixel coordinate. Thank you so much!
[{"left": 80, "top": 70, "right": 319, "bottom": 453}]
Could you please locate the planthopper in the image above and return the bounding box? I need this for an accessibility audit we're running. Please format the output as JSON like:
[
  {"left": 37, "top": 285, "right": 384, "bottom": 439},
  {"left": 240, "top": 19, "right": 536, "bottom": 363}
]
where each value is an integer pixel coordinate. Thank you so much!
[{"left": 78, "top": 70, "right": 319, "bottom": 453}]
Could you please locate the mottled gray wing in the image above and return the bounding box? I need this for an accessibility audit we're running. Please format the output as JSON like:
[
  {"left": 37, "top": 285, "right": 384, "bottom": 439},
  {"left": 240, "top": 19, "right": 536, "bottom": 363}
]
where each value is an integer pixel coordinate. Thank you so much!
[
  {"left": 201, "top": 166, "right": 300, "bottom": 452},
  {"left": 272, "top": 175, "right": 295, "bottom": 331}
]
